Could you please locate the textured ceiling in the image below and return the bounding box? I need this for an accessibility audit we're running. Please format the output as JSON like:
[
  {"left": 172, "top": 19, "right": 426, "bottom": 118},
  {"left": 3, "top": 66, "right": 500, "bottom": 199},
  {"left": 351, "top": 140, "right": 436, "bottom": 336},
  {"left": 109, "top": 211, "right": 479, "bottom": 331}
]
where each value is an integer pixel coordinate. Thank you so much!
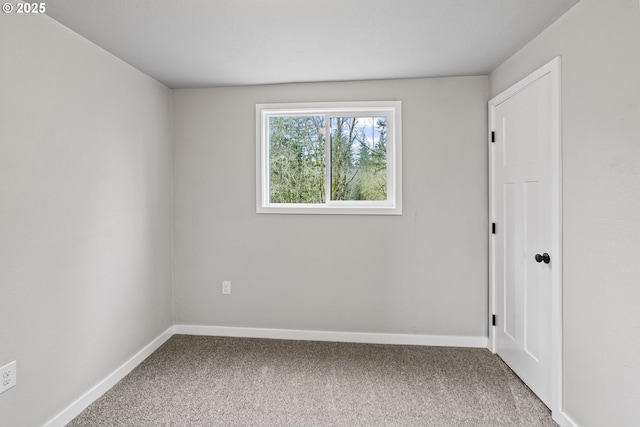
[{"left": 44, "top": 0, "right": 579, "bottom": 88}]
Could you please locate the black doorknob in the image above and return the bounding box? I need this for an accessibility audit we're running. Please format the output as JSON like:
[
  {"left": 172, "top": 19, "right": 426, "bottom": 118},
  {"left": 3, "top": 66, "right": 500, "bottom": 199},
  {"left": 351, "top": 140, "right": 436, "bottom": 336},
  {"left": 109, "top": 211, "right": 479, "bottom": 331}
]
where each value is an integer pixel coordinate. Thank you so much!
[{"left": 535, "top": 253, "right": 551, "bottom": 264}]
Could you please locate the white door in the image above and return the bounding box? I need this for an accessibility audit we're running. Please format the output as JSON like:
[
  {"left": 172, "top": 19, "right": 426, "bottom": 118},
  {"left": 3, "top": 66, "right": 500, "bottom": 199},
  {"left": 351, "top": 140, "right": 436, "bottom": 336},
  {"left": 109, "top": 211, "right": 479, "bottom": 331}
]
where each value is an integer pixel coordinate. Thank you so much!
[{"left": 489, "top": 58, "right": 561, "bottom": 409}]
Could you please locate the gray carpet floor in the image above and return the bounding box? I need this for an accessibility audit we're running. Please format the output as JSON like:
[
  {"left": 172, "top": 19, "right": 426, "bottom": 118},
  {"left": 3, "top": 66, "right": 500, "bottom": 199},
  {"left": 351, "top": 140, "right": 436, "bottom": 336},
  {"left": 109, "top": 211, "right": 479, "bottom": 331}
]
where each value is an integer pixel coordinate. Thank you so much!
[{"left": 67, "top": 335, "right": 557, "bottom": 427}]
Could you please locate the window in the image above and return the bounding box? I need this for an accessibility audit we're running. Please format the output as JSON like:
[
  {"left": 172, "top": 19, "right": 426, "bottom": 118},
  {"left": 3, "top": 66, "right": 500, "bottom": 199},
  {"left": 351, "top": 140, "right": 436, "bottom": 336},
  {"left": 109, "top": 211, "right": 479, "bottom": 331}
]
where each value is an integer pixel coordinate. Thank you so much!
[{"left": 256, "top": 101, "right": 402, "bottom": 215}]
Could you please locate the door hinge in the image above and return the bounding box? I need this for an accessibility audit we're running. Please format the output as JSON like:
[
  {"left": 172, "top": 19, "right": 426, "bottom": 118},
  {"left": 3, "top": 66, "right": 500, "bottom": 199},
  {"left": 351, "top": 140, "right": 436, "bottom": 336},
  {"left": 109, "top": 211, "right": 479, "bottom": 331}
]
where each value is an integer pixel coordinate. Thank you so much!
[
  {"left": 491, "top": 131, "right": 495, "bottom": 143},
  {"left": 492, "top": 314, "right": 497, "bottom": 326},
  {"left": 492, "top": 223, "right": 496, "bottom": 234}
]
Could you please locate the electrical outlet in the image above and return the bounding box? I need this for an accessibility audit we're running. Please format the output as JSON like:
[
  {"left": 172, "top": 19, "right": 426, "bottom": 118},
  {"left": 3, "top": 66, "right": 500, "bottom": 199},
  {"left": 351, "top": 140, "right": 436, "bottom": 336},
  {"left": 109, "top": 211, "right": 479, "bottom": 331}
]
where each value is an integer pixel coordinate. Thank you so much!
[
  {"left": 222, "top": 281, "right": 231, "bottom": 295},
  {"left": 0, "top": 361, "right": 17, "bottom": 394}
]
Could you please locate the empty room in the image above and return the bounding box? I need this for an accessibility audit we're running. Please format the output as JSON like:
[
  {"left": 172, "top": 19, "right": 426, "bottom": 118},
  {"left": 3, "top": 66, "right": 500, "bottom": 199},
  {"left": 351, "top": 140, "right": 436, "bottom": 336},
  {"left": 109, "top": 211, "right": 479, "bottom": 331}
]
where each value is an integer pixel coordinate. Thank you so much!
[{"left": 1, "top": 0, "right": 638, "bottom": 426}]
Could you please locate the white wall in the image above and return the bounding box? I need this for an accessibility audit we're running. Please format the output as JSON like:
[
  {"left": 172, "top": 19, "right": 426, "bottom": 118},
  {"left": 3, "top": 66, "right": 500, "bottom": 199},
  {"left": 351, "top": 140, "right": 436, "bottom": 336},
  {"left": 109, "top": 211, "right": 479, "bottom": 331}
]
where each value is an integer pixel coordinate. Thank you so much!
[
  {"left": 490, "top": 0, "right": 640, "bottom": 426},
  {"left": 172, "top": 77, "right": 488, "bottom": 338},
  {"left": 0, "top": 13, "right": 173, "bottom": 427}
]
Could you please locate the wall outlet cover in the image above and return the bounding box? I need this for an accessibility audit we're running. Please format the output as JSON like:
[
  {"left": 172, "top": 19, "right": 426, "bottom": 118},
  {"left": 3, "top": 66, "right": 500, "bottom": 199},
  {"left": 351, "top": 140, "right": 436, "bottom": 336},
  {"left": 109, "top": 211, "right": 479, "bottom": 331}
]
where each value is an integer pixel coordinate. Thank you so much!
[
  {"left": 222, "top": 281, "right": 231, "bottom": 295},
  {"left": 0, "top": 360, "right": 17, "bottom": 394}
]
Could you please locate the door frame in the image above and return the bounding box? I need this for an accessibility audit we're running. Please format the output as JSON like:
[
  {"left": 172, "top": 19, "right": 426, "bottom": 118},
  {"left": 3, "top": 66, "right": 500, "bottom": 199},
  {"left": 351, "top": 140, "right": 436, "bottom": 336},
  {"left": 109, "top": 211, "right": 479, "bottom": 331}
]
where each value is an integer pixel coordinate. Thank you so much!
[{"left": 488, "top": 57, "right": 564, "bottom": 419}]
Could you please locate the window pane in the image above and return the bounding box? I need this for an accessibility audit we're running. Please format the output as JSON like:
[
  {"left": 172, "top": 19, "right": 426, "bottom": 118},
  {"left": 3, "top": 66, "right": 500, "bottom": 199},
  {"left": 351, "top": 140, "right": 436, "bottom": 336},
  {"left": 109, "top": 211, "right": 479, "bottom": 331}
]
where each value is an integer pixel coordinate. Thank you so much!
[
  {"left": 330, "top": 117, "right": 387, "bottom": 201},
  {"left": 269, "top": 116, "right": 326, "bottom": 203}
]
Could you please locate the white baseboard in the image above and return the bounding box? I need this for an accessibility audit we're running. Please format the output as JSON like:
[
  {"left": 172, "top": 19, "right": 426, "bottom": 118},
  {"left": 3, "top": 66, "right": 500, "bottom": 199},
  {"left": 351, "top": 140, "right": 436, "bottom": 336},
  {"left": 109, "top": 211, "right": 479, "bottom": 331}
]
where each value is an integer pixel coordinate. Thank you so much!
[
  {"left": 43, "top": 326, "right": 175, "bottom": 427},
  {"left": 174, "top": 324, "right": 489, "bottom": 348},
  {"left": 553, "top": 409, "right": 580, "bottom": 427}
]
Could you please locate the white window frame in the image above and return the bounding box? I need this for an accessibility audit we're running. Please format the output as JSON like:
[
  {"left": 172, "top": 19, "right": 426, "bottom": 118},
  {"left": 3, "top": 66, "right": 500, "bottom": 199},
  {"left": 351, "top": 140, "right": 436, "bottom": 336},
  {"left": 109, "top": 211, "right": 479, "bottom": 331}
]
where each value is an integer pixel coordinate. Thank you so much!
[{"left": 256, "top": 101, "right": 402, "bottom": 215}]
